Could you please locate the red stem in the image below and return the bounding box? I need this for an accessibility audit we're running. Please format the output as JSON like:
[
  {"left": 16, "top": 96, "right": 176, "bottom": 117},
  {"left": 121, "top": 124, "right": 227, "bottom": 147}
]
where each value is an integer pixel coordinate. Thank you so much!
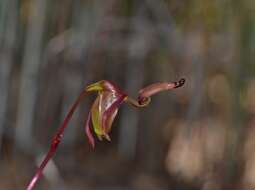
[{"left": 27, "top": 90, "right": 87, "bottom": 190}]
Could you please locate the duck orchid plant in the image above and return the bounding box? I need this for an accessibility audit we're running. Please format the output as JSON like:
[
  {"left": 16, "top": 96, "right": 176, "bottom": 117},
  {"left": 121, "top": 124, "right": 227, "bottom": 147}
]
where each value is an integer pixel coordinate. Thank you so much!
[{"left": 27, "top": 78, "right": 185, "bottom": 190}]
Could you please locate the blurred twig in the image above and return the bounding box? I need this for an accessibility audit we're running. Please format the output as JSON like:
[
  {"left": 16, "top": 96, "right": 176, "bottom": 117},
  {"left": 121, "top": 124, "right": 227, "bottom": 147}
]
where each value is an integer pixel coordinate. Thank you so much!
[
  {"left": 15, "top": 0, "right": 48, "bottom": 149},
  {"left": 0, "top": 0, "right": 18, "bottom": 154}
]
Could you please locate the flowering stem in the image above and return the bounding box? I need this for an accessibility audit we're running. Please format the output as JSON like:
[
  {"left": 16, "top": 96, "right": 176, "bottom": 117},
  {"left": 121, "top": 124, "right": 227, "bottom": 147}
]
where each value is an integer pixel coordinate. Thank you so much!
[
  {"left": 27, "top": 90, "right": 88, "bottom": 190},
  {"left": 26, "top": 78, "right": 185, "bottom": 190}
]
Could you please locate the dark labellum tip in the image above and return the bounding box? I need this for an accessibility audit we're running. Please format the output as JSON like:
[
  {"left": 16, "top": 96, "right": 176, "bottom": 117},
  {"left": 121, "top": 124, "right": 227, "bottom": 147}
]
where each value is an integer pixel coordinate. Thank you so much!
[{"left": 174, "top": 78, "right": 185, "bottom": 88}]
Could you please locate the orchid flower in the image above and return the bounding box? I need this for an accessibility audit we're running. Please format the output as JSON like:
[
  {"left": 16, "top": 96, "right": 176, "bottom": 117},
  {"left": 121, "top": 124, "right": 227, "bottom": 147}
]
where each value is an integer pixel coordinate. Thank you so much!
[{"left": 27, "top": 78, "right": 185, "bottom": 190}]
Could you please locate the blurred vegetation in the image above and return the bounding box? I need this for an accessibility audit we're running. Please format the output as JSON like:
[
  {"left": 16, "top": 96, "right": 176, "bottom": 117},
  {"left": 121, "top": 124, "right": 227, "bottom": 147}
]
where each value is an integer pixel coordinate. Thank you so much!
[{"left": 0, "top": 0, "right": 254, "bottom": 189}]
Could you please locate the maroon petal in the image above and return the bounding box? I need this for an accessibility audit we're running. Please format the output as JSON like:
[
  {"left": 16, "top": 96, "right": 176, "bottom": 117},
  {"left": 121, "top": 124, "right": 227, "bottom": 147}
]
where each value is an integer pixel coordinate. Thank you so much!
[
  {"left": 85, "top": 111, "right": 95, "bottom": 148},
  {"left": 102, "top": 94, "right": 126, "bottom": 132}
]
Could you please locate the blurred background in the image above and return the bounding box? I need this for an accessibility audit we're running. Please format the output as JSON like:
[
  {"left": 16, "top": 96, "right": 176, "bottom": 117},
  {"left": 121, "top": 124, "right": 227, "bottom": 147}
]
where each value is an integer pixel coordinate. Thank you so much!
[{"left": 0, "top": 0, "right": 255, "bottom": 189}]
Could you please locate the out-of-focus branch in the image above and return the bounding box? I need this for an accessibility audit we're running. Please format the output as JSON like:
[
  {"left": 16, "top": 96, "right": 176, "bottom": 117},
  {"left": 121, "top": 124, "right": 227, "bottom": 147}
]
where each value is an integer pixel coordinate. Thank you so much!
[
  {"left": 0, "top": 0, "right": 18, "bottom": 154},
  {"left": 15, "top": 0, "right": 48, "bottom": 150}
]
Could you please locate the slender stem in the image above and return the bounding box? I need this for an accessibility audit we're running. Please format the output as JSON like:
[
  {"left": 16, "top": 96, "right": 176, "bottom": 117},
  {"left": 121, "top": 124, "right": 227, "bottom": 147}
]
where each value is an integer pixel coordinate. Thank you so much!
[{"left": 27, "top": 90, "right": 88, "bottom": 190}]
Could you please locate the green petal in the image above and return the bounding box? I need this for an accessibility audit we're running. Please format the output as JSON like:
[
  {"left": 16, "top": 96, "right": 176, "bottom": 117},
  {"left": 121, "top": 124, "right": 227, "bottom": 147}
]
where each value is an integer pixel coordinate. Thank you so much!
[
  {"left": 86, "top": 81, "right": 104, "bottom": 92},
  {"left": 91, "top": 96, "right": 104, "bottom": 137}
]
